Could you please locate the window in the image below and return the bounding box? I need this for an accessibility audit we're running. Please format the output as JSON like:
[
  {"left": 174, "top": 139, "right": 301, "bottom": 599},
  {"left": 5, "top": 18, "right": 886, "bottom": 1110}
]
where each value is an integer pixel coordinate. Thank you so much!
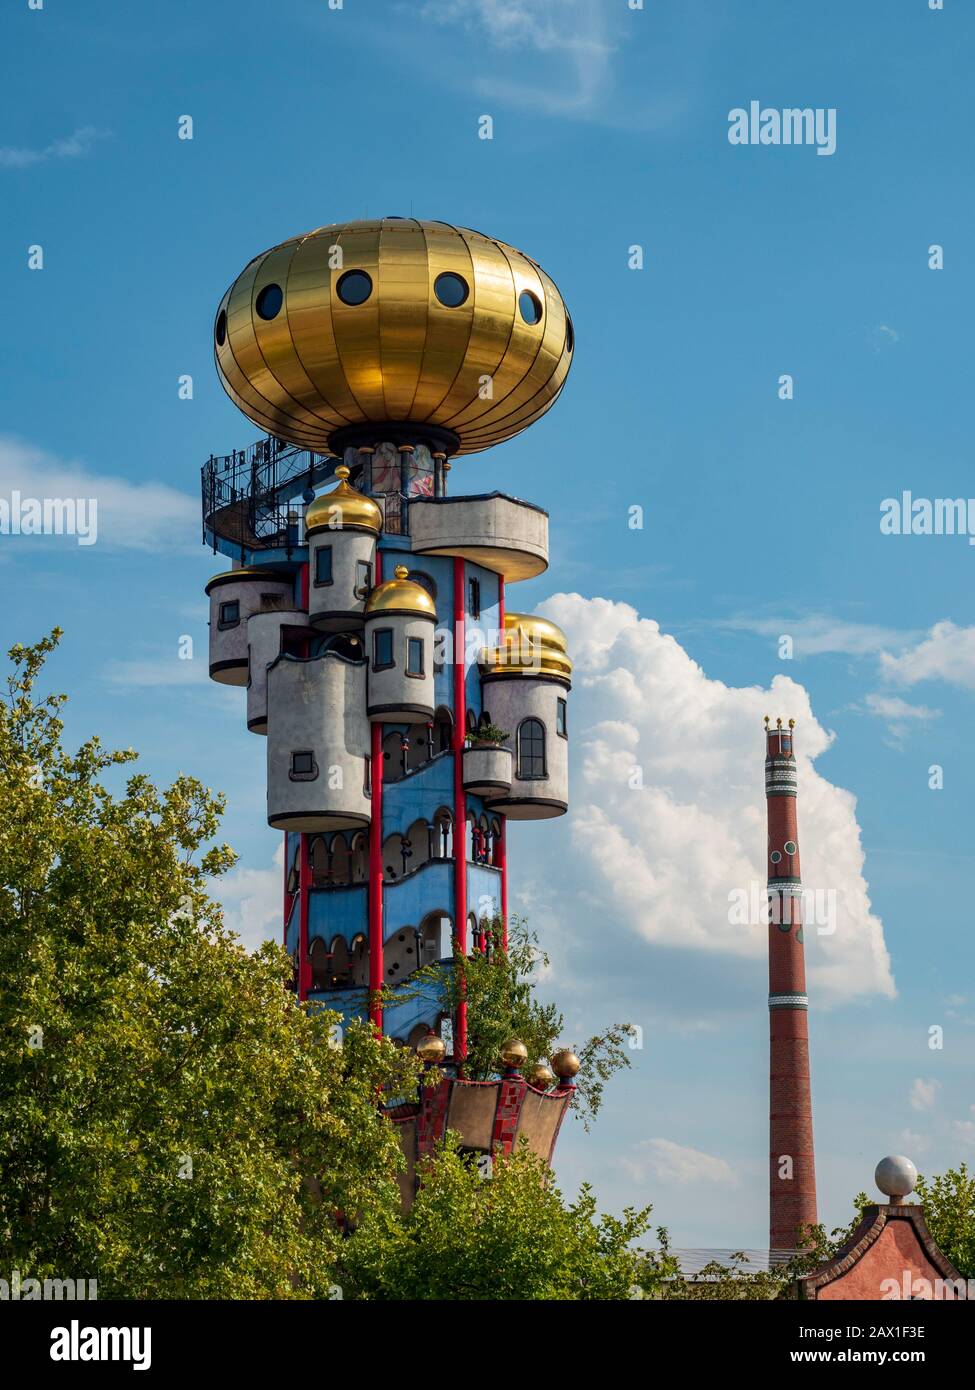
[
  {"left": 215, "top": 309, "right": 227, "bottom": 346},
  {"left": 556, "top": 698, "right": 567, "bottom": 738},
  {"left": 218, "top": 600, "right": 240, "bottom": 628},
  {"left": 517, "top": 718, "right": 546, "bottom": 780},
  {"left": 518, "top": 289, "right": 543, "bottom": 325},
  {"left": 373, "top": 628, "right": 394, "bottom": 669},
  {"left": 363, "top": 756, "right": 371, "bottom": 796},
  {"left": 407, "top": 636, "right": 424, "bottom": 677},
  {"left": 469, "top": 577, "right": 481, "bottom": 619},
  {"left": 255, "top": 283, "right": 283, "bottom": 320},
  {"left": 355, "top": 559, "right": 372, "bottom": 598},
  {"left": 336, "top": 269, "right": 372, "bottom": 305},
  {"left": 434, "top": 272, "right": 469, "bottom": 308},
  {"left": 315, "top": 546, "right": 333, "bottom": 585},
  {"left": 290, "top": 750, "right": 318, "bottom": 781}
]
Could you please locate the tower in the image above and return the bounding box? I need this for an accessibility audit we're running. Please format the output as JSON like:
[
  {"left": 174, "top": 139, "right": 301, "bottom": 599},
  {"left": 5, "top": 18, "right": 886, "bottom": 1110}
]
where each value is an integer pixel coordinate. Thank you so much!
[
  {"left": 765, "top": 716, "right": 818, "bottom": 1249},
  {"left": 201, "top": 218, "right": 579, "bottom": 1196}
]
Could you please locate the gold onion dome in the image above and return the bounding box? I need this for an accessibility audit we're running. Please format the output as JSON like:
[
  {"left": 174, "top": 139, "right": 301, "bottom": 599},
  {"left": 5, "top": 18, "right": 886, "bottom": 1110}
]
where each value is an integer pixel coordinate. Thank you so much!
[
  {"left": 365, "top": 565, "right": 437, "bottom": 617},
  {"left": 212, "top": 217, "right": 574, "bottom": 456},
  {"left": 551, "top": 1048, "right": 581, "bottom": 1080},
  {"left": 482, "top": 612, "right": 573, "bottom": 681},
  {"left": 304, "top": 465, "right": 382, "bottom": 535}
]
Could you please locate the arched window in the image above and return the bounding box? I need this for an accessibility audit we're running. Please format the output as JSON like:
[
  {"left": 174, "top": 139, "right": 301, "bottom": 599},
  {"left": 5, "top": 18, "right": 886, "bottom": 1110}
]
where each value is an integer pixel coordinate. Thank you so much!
[
  {"left": 490, "top": 817, "right": 503, "bottom": 868},
  {"left": 330, "top": 834, "right": 351, "bottom": 885},
  {"left": 382, "top": 729, "right": 406, "bottom": 783},
  {"left": 350, "top": 832, "right": 369, "bottom": 883},
  {"left": 466, "top": 709, "right": 477, "bottom": 734},
  {"left": 382, "top": 833, "right": 405, "bottom": 882},
  {"left": 433, "top": 807, "right": 453, "bottom": 859},
  {"left": 419, "top": 912, "right": 451, "bottom": 964},
  {"left": 309, "top": 836, "right": 329, "bottom": 887},
  {"left": 434, "top": 706, "right": 453, "bottom": 754},
  {"left": 350, "top": 933, "right": 369, "bottom": 986},
  {"left": 517, "top": 718, "right": 546, "bottom": 779},
  {"left": 309, "top": 937, "right": 330, "bottom": 991},
  {"left": 330, "top": 936, "right": 351, "bottom": 988},
  {"left": 407, "top": 818, "right": 431, "bottom": 870}
]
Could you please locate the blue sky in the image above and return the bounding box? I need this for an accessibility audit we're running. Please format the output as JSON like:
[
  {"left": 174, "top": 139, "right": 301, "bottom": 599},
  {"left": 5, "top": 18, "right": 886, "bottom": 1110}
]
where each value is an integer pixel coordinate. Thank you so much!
[{"left": 3, "top": 0, "right": 973, "bottom": 1248}]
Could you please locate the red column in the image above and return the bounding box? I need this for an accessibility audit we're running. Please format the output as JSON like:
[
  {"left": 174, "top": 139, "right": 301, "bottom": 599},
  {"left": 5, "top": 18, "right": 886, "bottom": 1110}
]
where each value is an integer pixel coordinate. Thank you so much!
[
  {"left": 497, "top": 575, "right": 507, "bottom": 952},
  {"left": 452, "top": 556, "right": 468, "bottom": 1062},
  {"left": 298, "top": 832, "right": 311, "bottom": 1000},
  {"left": 766, "top": 719, "right": 817, "bottom": 1250},
  {"left": 283, "top": 831, "right": 290, "bottom": 949},
  {"left": 368, "top": 550, "right": 384, "bottom": 1032}
]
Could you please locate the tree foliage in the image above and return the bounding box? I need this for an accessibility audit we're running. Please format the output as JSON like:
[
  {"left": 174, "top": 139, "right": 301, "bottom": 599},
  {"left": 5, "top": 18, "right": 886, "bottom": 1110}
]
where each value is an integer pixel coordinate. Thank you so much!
[
  {"left": 0, "top": 632, "right": 418, "bottom": 1298},
  {"left": 915, "top": 1164, "right": 975, "bottom": 1278},
  {"left": 413, "top": 914, "right": 635, "bottom": 1126},
  {"left": 339, "top": 1136, "right": 677, "bottom": 1300}
]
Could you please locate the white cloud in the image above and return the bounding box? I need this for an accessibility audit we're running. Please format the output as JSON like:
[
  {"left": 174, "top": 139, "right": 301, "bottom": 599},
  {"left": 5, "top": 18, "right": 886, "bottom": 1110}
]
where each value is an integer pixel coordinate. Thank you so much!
[
  {"left": 862, "top": 693, "right": 941, "bottom": 745},
  {"left": 719, "top": 614, "right": 917, "bottom": 658},
  {"left": 909, "top": 1078, "right": 940, "bottom": 1113},
  {"left": 418, "top": 0, "right": 614, "bottom": 117},
  {"left": 0, "top": 126, "right": 109, "bottom": 169},
  {"left": 0, "top": 437, "right": 197, "bottom": 552},
  {"left": 535, "top": 594, "right": 895, "bottom": 1005},
  {"left": 897, "top": 1129, "right": 931, "bottom": 1157},
  {"left": 217, "top": 841, "right": 284, "bottom": 953},
  {"left": 620, "top": 1138, "right": 737, "bottom": 1188},
  {"left": 880, "top": 621, "right": 975, "bottom": 693}
]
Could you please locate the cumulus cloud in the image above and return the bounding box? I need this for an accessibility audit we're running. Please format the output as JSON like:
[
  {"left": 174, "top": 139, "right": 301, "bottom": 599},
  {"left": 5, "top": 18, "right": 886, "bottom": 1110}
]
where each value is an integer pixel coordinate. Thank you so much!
[
  {"left": 535, "top": 593, "right": 895, "bottom": 1005},
  {"left": 720, "top": 613, "right": 916, "bottom": 658},
  {"left": 909, "top": 1078, "right": 940, "bottom": 1113},
  {"left": 217, "top": 840, "right": 283, "bottom": 953},
  {"left": 620, "top": 1138, "right": 737, "bottom": 1187},
  {"left": 880, "top": 621, "right": 975, "bottom": 693},
  {"left": 0, "top": 437, "right": 197, "bottom": 552},
  {"left": 862, "top": 693, "right": 941, "bottom": 746}
]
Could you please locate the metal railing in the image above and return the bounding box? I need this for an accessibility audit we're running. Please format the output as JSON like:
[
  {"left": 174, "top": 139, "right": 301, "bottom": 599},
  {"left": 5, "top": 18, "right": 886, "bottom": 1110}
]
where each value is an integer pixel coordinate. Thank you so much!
[{"left": 201, "top": 435, "right": 335, "bottom": 552}]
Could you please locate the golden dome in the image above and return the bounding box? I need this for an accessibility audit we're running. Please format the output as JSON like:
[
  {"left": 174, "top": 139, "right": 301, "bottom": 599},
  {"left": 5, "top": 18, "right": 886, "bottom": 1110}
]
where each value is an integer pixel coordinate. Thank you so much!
[
  {"left": 551, "top": 1048, "right": 581, "bottom": 1080},
  {"left": 304, "top": 465, "right": 382, "bottom": 535},
  {"left": 364, "top": 565, "right": 437, "bottom": 618},
  {"left": 213, "top": 218, "right": 574, "bottom": 456},
  {"left": 482, "top": 611, "right": 572, "bottom": 681}
]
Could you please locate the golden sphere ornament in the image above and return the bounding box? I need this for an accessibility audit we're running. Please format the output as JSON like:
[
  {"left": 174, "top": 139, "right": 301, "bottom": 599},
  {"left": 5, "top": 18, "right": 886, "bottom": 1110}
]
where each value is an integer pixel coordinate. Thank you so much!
[
  {"left": 416, "top": 1034, "right": 446, "bottom": 1065},
  {"left": 500, "top": 1038, "right": 529, "bottom": 1069},
  {"left": 551, "top": 1048, "right": 581, "bottom": 1080}
]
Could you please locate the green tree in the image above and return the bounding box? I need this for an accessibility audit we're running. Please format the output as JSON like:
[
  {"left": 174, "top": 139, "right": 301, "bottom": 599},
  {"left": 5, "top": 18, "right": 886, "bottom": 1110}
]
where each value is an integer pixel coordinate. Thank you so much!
[
  {"left": 340, "top": 1136, "right": 678, "bottom": 1300},
  {"left": 414, "top": 914, "right": 634, "bottom": 1126},
  {"left": 0, "top": 632, "right": 419, "bottom": 1298},
  {"left": 915, "top": 1165, "right": 975, "bottom": 1278}
]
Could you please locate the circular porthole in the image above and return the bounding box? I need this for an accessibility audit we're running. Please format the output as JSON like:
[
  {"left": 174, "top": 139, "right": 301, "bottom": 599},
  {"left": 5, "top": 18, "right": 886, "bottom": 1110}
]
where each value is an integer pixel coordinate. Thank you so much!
[
  {"left": 784, "top": 841, "right": 797, "bottom": 856},
  {"left": 336, "top": 269, "right": 373, "bottom": 306},
  {"left": 770, "top": 850, "right": 782, "bottom": 864},
  {"left": 255, "top": 283, "right": 283, "bottom": 320},
  {"left": 566, "top": 316, "right": 574, "bottom": 353},
  {"left": 519, "top": 289, "right": 543, "bottom": 325},
  {"left": 434, "top": 272, "right": 469, "bottom": 308},
  {"left": 215, "top": 309, "right": 227, "bottom": 346}
]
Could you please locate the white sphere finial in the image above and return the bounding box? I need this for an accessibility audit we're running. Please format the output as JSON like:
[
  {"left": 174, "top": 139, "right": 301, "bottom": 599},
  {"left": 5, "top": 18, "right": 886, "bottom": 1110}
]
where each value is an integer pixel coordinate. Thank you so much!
[{"left": 875, "top": 1155, "right": 917, "bottom": 1203}]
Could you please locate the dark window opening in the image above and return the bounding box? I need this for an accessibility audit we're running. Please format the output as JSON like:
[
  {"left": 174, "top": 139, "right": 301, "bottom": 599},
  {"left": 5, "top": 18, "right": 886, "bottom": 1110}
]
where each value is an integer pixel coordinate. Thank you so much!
[
  {"left": 556, "top": 698, "right": 568, "bottom": 738},
  {"left": 290, "top": 750, "right": 317, "bottom": 780},
  {"left": 519, "top": 290, "right": 543, "bottom": 325},
  {"left": 373, "top": 628, "right": 394, "bottom": 669},
  {"left": 336, "top": 269, "right": 372, "bottom": 306},
  {"left": 407, "top": 636, "right": 424, "bottom": 677},
  {"left": 434, "top": 272, "right": 469, "bottom": 308},
  {"left": 315, "top": 546, "right": 333, "bottom": 585},
  {"left": 219, "top": 600, "right": 240, "bottom": 627},
  {"left": 255, "top": 283, "right": 283, "bottom": 320},
  {"left": 469, "top": 577, "right": 481, "bottom": 619},
  {"left": 355, "top": 559, "right": 372, "bottom": 598},
  {"left": 517, "top": 718, "right": 546, "bottom": 780}
]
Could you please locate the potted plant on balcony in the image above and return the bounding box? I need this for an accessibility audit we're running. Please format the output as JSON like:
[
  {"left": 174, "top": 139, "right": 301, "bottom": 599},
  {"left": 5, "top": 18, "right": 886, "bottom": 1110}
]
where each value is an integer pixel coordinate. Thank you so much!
[{"left": 466, "top": 723, "right": 509, "bottom": 749}]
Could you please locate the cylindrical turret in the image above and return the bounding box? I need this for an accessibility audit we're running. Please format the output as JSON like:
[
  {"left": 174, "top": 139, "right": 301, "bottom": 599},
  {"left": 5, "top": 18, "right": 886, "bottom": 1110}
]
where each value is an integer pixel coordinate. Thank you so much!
[
  {"left": 364, "top": 566, "right": 436, "bottom": 722},
  {"left": 305, "top": 465, "right": 381, "bottom": 631},
  {"left": 480, "top": 613, "right": 570, "bottom": 820},
  {"left": 266, "top": 652, "right": 371, "bottom": 832},
  {"left": 245, "top": 608, "right": 311, "bottom": 734},
  {"left": 206, "top": 567, "right": 295, "bottom": 685},
  {"left": 765, "top": 716, "right": 818, "bottom": 1251}
]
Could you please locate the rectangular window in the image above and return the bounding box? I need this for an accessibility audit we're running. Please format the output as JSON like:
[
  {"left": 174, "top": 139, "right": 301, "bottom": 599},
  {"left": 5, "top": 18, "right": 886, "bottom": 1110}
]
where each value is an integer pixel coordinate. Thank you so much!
[
  {"left": 556, "top": 698, "right": 568, "bottom": 738},
  {"left": 315, "top": 546, "right": 333, "bottom": 585},
  {"left": 363, "top": 755, "right": 371, "bottom": 796},
  {"left": 355, "top": 559, "right": 372, "bottom": 599},
  {"left": 373, "top": 628, "right": 394, "bottom": 669},
  {"left": 469, "top": 577, "right": 481, "bottom": 620},
  {"left": 218, "top": 600, "right": 240, "bottom": 627},
  {"left": 290, "top": 750, "right": 316, "bottom": 778},
  {"left": 407, "top": 636, "right": 424, "bottom": 677}
]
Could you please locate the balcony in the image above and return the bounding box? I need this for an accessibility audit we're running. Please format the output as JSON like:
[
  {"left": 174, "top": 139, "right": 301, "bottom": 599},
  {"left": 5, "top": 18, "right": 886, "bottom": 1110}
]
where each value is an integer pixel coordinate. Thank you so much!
[{"left": 408, "top": 493, "right": 548, "bottom": 582}]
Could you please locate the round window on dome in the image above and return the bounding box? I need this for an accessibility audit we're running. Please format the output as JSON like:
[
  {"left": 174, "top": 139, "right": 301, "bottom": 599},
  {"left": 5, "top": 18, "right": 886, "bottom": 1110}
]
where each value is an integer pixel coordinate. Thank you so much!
[
  {"left": 255, "top": 283, "right": 283, "bottom": 320},
  {"left": 519, "top": 289, "right": 543, "bottom": 325},
  {"left": 336, "top": 270, "right": 373, "bottom": 306},
  {"left": 215, "top": 309, "right": 227, "bottom": 346},
  {"left": 565, "top": 316, "right": 574, "bottom": 353},
  {"left": 434, "top": 272, "right": 469, "bottom": 308},
  {"left": 770, "top": 851, "right": 782, "bottom": 864},
  {"left": 784, "top": 841, "right": 797, "bottom": 856}
]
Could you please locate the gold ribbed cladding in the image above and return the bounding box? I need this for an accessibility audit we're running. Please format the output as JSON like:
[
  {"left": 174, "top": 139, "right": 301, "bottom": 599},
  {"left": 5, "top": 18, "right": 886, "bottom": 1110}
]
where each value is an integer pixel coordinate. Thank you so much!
[{"left": 214, "top": 219, "right": 574, "bottom": 455}]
